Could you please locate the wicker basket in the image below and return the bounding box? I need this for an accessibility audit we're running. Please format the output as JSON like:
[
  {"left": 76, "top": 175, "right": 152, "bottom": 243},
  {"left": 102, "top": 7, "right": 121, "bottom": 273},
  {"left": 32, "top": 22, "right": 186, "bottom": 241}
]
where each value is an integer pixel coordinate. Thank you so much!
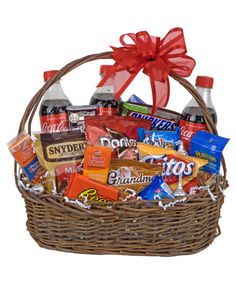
[{"left": 15, "top": 52, "right": 227, "bottom": 256}]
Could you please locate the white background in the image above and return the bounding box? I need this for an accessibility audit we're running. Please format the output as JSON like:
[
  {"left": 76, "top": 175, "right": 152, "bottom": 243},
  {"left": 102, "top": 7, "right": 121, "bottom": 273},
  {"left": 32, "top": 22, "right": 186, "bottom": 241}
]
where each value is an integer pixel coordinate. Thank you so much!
[{"left": 0, "top": 0, "right": 235, "bottom": 282}]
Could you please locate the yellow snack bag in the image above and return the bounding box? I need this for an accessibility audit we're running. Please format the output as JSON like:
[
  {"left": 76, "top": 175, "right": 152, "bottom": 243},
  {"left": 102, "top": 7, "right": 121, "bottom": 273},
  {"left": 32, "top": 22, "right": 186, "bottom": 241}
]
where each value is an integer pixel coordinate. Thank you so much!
[{"left": 137, "top": 142, "right": 208, "bottom": 192}]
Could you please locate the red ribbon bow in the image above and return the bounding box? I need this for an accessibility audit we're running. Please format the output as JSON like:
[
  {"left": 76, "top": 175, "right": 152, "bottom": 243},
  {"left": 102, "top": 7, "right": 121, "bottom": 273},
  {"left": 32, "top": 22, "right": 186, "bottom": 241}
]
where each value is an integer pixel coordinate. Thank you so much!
[{"left": 97, "top": 28, "right": 196, "bottom": 113}]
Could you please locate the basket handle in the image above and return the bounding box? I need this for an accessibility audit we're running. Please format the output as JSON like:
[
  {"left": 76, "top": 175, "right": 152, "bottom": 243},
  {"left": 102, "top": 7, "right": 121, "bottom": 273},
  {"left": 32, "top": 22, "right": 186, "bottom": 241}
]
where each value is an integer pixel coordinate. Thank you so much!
[{"left": 15, "top": 51, "right": 227, "bottom": 188}]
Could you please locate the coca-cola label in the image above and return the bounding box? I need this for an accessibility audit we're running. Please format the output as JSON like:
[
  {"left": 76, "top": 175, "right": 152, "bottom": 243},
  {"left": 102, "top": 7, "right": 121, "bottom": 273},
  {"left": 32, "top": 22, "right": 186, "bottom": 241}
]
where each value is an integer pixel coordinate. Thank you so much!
[
  {"left": 40, "top": 113, "right": 69, "bottom": 133},
  {"left": 179, "top": 119, "right": 208, "bottom": 151}
]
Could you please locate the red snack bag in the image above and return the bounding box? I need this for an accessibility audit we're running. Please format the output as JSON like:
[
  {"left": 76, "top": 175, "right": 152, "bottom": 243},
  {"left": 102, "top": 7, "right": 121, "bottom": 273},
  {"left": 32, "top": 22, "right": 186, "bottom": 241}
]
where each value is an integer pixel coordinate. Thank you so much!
[
  {"left": 55, "top": 161, "right": 83, "bottom": 195},
  {"left": 64, "top": 173, "right": 119, "bottom": 203},
  {"left": 85, "top": 115, "right": 151, "bottom": 160}
]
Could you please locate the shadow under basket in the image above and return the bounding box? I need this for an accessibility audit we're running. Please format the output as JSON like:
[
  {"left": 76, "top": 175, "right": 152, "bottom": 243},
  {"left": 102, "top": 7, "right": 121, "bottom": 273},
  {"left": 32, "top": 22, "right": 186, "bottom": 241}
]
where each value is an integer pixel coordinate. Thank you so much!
[{"left": 15, "top": 52, "right": 228, "bottom": 256}]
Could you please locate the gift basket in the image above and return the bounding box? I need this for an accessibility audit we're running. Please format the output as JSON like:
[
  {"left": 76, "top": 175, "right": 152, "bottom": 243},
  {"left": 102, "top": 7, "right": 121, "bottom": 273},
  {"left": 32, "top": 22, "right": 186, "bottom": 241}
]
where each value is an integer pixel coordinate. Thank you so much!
[{"left": 10, "top": 28, "right": 229, "bottom": 256}]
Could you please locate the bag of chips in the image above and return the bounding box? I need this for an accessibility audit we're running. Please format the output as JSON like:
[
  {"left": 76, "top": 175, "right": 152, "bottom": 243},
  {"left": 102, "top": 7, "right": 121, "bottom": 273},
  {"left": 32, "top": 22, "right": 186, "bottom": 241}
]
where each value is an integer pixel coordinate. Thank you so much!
[
  {"left": 137, "top": 142, "right": 208, "bottom": 192},
  {"left": 34, "top": 129, "right": 86, "bottom": 192},
  {"left": 85, "top": 115, "right": 151, "bottom": 160}
]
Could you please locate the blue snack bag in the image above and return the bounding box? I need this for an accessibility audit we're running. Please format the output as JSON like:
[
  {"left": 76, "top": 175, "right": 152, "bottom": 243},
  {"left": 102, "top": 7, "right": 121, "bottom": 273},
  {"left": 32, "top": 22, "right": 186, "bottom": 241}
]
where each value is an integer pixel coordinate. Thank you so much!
[
  {"left": 138, "top": 175, "right": 174, "bottom": 200},
  {"left": 127, "top": 94, "right": 146, "bottom": 104},
  {"left": 190, "top": 130, "right": 229, "bottom": 174},
  {"left": 138, "top": 127, "right": 180, "bottom": 149}
]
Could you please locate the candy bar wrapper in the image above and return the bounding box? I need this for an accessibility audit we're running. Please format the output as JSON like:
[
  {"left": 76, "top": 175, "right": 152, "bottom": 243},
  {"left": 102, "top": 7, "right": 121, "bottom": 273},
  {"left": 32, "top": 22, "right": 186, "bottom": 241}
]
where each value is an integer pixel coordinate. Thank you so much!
[
  {"left": 127, "top": 94, "right": 146, "bottom": 104},
  {"left": 138, "top": 127, "right": 180, "bottom": 149},
  {"left": 64, "top": 173, "right": 119, "bottom": 203},
  {"left": 190, "top": 130, "right": 229, "bottom": 174},
  {"left": 120, "top": 102, "right": 180, "bottom": 131},
  {"left": 8, "top": 131, "right": 47, "bottom": 185},
  {"left": 137, "top": 142, "right": 208, "bottom": 192},
  {"left": 83, "top": 145, "right": 112, "bottom": 184},
  {"left": 138, "top": 175, "right": 174, "bottom": 200}
]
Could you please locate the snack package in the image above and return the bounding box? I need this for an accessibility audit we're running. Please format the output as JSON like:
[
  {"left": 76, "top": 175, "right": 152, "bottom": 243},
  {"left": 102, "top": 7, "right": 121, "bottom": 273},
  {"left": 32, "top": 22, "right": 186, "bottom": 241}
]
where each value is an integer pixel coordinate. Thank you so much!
[
  {"left": 127, "top": 94, "right": 146, "bottom": 104},
  {"left": 108, "top": 159, "right": 163, "bottom": 198},
  {"left": 55, "top": 162, "right": 82, "bottom": 195},
  {"left": 138, "top": 127, "right": 180, "bottom": 149},
  {"left": 83, "top": 146, "right": 112, "bottom": 184},
  {"left": 137, "top": 142, "right": 208, "bottom": 192},
  {"left": 190, "top": 130, "right": 229, "bottom": 174},
  {"left": 85, "top": 115, "right": 151, "bottom": 160},
  {"left": 8, "top": 131, "right": 47, "bottom": 184},
  {"left": 66, "top": 105, "right": 97, "bottom": 132},
  {"left": 138, "top": 175, "right": 174, "bottom": 200},
  {"left": 64, "top": 173, "right": 119, "bottom": 203},
  {"left": 120, "top": 102, "right": 180, "bottom": 131},
  {"left": 34, "top": 129, "right": 86, "bottom": 192}
]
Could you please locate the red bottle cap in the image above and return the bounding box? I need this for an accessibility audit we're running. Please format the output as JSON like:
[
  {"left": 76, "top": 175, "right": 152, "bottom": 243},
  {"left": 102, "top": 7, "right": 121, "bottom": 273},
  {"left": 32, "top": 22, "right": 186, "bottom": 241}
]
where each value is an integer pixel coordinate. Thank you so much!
[
  {"left": 99, "top": 65, "right": 115, "bottom": 75},
  {"left": 195, "top": 76, "right": 214, "bottom": 89},
  {"left": 43, "top": 70, "right": 59, "bottom": 82}
]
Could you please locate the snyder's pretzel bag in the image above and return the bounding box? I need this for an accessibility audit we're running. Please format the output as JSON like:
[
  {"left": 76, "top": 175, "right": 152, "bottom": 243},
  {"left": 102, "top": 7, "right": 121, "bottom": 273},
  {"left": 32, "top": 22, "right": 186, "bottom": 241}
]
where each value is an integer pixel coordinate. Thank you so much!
[
  {"left": 85, "top": 115, "right": 151, "bottom": 160},
  {"left": 107, "top": 159, "right": 162, "bottom": 200},
  {"left": 34, "top": 129, "right": 86, "bottom": 192},
  {"left": 8, "top": 131, "right": 47, "bottom": 184},
  {"left": 137, "top": 142, "right": 208, "bottom": 192}
]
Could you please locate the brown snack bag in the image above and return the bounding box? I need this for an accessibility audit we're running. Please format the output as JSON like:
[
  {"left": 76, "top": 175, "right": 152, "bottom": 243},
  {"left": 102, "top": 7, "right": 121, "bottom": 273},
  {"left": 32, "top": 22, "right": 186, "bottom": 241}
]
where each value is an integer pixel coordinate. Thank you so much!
[
  {"left": 107, "top": 159, "right": 162, "bottom": 200},
  {"left": 34, "top": 129, "right": 86, "bottom": 192}
]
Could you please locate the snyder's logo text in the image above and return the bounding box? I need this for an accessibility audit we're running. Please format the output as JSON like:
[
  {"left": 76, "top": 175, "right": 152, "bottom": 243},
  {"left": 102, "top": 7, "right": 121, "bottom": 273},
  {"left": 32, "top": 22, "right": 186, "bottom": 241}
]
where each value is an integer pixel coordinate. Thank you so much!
[{"left": 45, "top": 141, "right": 86, "bottom": 161}]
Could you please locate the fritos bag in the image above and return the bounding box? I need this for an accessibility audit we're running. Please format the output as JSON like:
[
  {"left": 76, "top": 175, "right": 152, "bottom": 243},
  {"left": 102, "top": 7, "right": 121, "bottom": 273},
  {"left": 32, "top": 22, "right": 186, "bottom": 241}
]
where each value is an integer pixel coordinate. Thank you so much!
[
  {"left": 34, "top": 129, "right": 86, "bottom": 192},
  {"left": 137, "top": 142, "right": 208, "bottom": 192}
]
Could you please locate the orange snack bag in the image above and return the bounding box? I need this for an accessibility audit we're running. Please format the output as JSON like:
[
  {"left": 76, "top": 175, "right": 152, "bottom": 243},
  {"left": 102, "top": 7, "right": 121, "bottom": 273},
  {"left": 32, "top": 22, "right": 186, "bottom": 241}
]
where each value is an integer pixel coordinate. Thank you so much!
[
  {"left": 8, "top": 131, "right": 47, "bottom": 184},
  {"left": 137, "top": 142, "right": 208, "bottom": 192},
  {"left": 64, "top": 173, "right": 119, "bottom": 203},
  {"left": 83, "top": 146, "right": 112, "bottom": 184}
]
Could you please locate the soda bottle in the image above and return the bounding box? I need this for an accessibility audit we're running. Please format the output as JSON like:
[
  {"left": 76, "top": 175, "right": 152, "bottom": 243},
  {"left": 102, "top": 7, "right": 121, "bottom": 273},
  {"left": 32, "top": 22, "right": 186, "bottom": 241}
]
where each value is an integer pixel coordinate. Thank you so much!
[
  {"left": 179, "top": 76, "right": 217, "bottom": 152},
  {"left": 89, "top": 65, "right": 122, "bottom": 115},
  {"left": 39, "top": 70, "right": 72, "bottom": 133}
]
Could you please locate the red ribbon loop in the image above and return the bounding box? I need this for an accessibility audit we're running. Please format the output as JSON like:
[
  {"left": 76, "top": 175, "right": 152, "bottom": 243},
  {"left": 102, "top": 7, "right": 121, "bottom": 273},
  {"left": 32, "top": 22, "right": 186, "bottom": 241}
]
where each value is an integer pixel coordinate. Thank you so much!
[{"left": 97, "top": 28, "right": 196, "bottom": 113}]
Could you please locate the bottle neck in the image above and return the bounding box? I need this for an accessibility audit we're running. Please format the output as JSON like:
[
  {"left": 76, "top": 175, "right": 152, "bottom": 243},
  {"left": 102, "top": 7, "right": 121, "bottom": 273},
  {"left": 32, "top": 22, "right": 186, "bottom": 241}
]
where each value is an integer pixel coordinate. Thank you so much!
[
  {"left": 43, "top": 81, "right": 68, "bottom": 101},
  {"left": 95, "top": 73, "right": 115, "bottom": 94},
  {"left": 196, "top": 86, "right": 214, "bottom": 108}
]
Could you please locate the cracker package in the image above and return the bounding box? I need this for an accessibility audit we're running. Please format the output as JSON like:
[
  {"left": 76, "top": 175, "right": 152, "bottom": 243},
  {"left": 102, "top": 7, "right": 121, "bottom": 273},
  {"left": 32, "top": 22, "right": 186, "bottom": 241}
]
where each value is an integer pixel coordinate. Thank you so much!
[
  {"left": 107, "top": 159, "right": 162, "bottom": 200},
  {"left": 83, "top": 145, "right": 112, "bottom": 184},
  {"left": 8, "top": 131, "right": 47, "bottom": 185},
  {"left": 34, "top": 129, "right": 86, "bottom": 192}
]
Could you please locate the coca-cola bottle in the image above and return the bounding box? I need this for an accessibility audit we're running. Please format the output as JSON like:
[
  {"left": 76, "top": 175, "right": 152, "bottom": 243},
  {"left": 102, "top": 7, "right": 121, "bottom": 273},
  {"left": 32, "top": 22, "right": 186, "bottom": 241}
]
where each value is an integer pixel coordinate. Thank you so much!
[
  {"left": 179, "top": 76, "right": 217, "bottom": 152},
  {"left": 89, "top": 65, "right": 122, "bottom": 115},
  {"left": 39, "top": 70, "right": 72, "bottom": 133}
]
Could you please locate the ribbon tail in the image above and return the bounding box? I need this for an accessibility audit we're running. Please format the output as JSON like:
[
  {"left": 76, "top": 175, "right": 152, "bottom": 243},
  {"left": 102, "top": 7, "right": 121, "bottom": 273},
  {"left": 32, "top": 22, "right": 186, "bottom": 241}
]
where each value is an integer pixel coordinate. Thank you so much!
[
  {"left": 150, "top": 78, "right": 170, "bottom": 114},
  {"left": 114, "top": 68, "right": 140, "bottom": 101}
]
